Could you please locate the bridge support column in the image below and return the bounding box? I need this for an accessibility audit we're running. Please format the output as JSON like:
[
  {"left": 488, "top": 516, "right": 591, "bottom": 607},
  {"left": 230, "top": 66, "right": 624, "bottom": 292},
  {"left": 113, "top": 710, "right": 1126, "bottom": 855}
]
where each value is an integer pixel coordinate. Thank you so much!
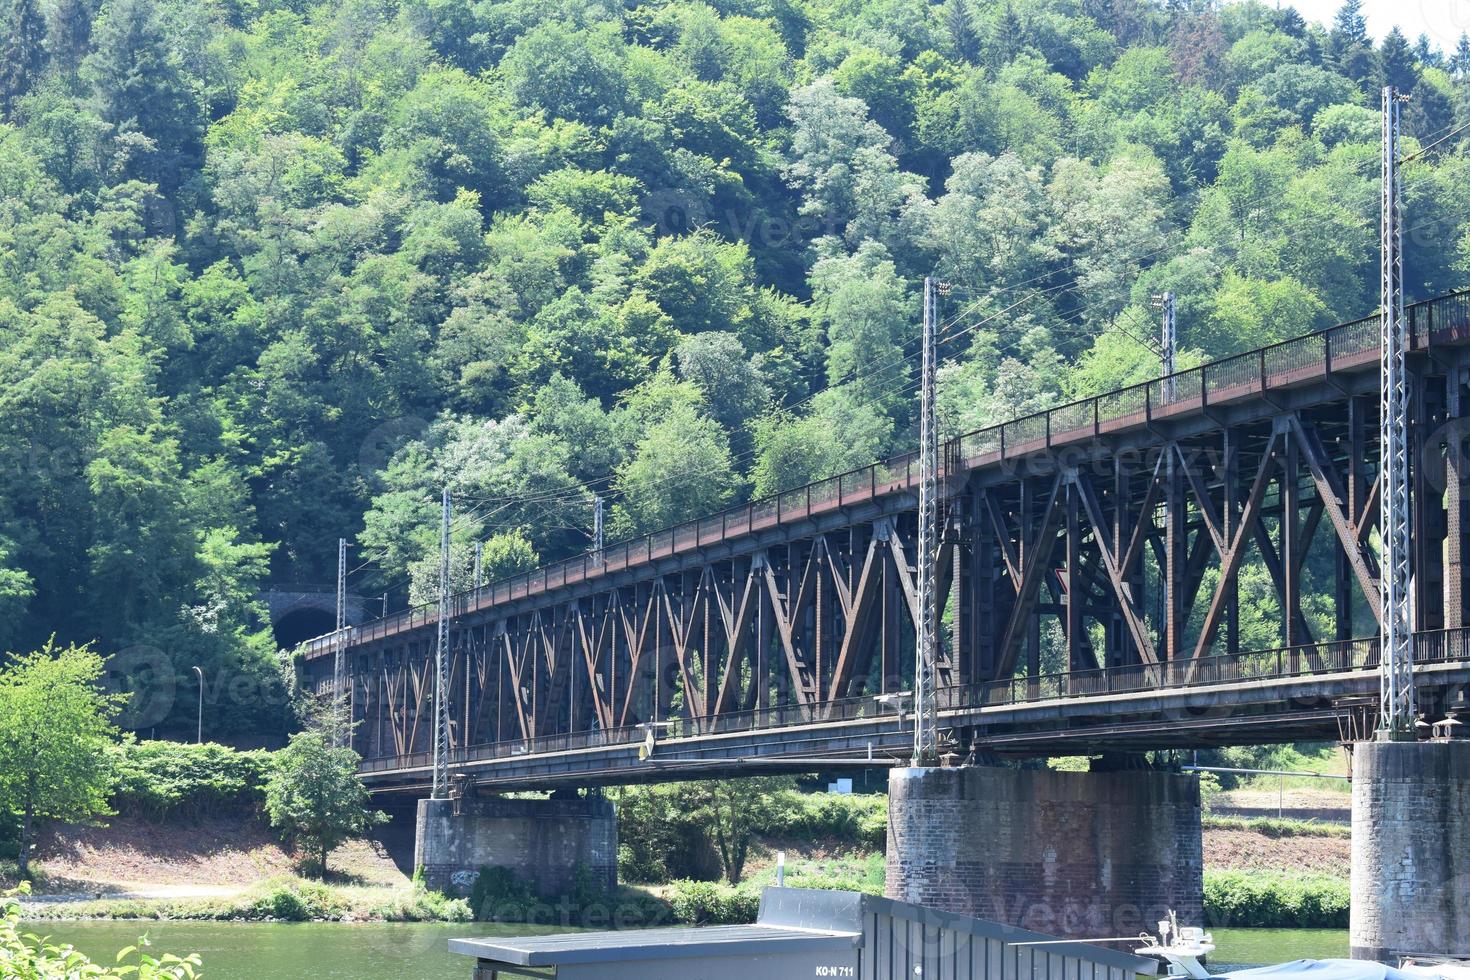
[
  {"left": 885, "top": 763, "right": 1202, "bottom": 939},
  {"left": 1351, "top": 740, "right": 1470, "bottom": 962},
  {"left": 414, "top": 793, "right": 617, "bottom": 899}
]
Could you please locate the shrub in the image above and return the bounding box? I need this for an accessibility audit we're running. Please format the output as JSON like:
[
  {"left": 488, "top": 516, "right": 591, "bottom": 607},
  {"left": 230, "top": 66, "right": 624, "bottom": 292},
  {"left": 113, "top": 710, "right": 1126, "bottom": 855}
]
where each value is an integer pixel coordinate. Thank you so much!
[
  {"left": 110, "top": 740, "right": 272, "bottom": 820},
  {"left": 377, "top": 886, "right": 473, "bottom": 922},
  {"left": 764, "top": 853, "right": 885, "bottom": 895},
  {"left": 245, "top": 877, "right": 348, "bottom": 921},
  {"left": 777, "top": 792, "right": 887, "bottom": 848},
  {"left": 1203, "top": 870, "right": 1348, "bottom": 928},
  {"left": 665, "top": 879, "right": 761, "bottom": 925},
  {"left": 254, "top": 884, "right": 309, "bottom": 921},
  {"left": 470, "top": 865, "right": 541, "bottom": 922}
]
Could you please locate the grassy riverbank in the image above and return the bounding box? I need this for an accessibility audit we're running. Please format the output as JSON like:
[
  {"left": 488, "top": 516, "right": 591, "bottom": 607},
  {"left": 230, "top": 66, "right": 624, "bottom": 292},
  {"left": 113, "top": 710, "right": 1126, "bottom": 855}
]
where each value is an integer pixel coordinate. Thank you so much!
[{"left": 21, "top": 876, "right": 472, "bottom": 923}]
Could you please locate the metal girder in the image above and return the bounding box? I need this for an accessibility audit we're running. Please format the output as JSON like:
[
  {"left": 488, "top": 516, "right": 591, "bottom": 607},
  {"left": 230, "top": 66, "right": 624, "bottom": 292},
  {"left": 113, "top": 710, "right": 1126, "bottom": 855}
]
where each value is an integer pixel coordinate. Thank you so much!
[{"left": 315, "top": 288, "right": 1470, "bottom": 781}]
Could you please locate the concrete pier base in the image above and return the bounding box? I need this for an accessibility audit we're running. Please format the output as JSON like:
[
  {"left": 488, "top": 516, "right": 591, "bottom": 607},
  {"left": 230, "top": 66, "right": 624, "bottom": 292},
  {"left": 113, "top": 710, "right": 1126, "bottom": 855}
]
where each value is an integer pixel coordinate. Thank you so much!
[
  {"left": 413, "top": 794, "right": 617, "bottom": 897},
  {"left": 885, "top": 764, "right": 1202, "bottom": 939},
  {"left": 1351, "top": 740, "right": 1470, "bottom": 962}
]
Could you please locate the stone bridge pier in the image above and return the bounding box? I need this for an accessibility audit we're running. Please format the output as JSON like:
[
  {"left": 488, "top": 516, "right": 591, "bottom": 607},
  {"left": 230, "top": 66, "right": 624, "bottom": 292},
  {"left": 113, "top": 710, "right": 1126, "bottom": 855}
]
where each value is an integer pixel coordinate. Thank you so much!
[
  {"left": 885, "top": 762, "right": 1203, "bottom": 940},
  {"left": 1351, "top": 739, "right": 1470, "bottom": 963},
  {"left": 414, "top": 792, "right": 618, "bottom": 902}
]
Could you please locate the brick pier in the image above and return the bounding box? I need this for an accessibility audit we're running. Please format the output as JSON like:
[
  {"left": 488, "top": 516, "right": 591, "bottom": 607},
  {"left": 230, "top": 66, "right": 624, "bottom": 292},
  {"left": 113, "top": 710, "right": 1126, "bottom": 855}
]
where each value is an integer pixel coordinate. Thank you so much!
[
  {"left": 1351, "top": 740, "right": 1470, "bottom": 962},
  {"left": 414, "top": 793, "right": 618, "bottom": 899},
  {"left": 885, "top": 764, "right": 1203, "bottom": 939}
]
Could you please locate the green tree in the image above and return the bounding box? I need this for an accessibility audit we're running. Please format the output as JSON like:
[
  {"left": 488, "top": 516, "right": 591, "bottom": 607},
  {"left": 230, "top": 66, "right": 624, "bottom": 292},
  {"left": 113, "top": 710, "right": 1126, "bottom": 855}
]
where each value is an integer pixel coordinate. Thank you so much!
[
  {"left": 613, "top": 399, "right": 738, "bottom": 535},
  {"left": 751, "top": 389, "right": 893, "bottom": 496},
  {"left": 529, "top": 373, "right": 633, "bottom": 483},
  {"left": 943, "top": 0, "right": 979, "bottom": 63},
  {"left": 478, "top": 530, "right": 539, "bottom": 584},
  {"left": 675, "top": 331, "right": 771, "bottom": 440},
  {"left": 46, "top": 0, "right": 94, "bottom": 77},
  {"left": 783, "top": 79, "right": 924, "bottom": 249},
  {"left": 499, "top": 20, "right": 630, "bottom": 125},
  {"left": 1325, "top": 0, "right": 1373, "bottom": 88},
  {"left": 808, "top": 241, "right": 912, "bottom": 400},
  {"left": 0, "top": 642, "right": 124, "bottom": 878},
  {"left": 920, "top": 150, "right": 1056, "bottom": 290},
  {"left": 1047, "top": 151, "right": 1173, "bottom": 317},
  {"left": 264, "top": 725, "right": 385, "bottom": 877},
  {"left": 1201, "top": 272, "right": 1330, "bottom": 355},
  {"left": 677, "top": 777, "right": 791, "bottom": 884},
  {"left": 375, "top": 67, "right": 508, "bottom": 204},
  {"left": 1452, "top": 34, "right": 1470, "bottom": 78}
]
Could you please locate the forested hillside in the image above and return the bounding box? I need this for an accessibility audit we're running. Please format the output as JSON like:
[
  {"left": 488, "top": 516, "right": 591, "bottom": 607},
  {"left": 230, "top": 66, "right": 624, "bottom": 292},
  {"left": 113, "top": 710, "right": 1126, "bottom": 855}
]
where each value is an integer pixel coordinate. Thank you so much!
[{"left": 2, "top": 0, "right": 1469, "bottom": 735}]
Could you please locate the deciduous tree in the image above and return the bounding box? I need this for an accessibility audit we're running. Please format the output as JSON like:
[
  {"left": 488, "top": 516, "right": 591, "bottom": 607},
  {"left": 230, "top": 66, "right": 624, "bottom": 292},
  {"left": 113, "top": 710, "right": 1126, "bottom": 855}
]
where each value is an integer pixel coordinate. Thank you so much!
[
  {"left": 0, "top": 642, "right": 124, "bottom": 878},
  {"left": 264, "top": 723, "right": 384, "bottom": 877}
]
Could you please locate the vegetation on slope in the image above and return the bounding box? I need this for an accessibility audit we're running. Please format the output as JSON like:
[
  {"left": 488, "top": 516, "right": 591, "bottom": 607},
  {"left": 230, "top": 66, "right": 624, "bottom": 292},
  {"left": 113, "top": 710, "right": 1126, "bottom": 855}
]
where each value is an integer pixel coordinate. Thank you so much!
[{"left": 1, "top": 0, "right": 1469, "bottom": 742}]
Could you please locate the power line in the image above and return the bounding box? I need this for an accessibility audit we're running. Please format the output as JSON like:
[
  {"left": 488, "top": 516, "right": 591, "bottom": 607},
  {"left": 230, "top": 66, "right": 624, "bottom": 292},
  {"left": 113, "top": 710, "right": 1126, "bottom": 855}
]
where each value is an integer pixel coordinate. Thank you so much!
[{"left": 1401, "top": 118, "right": 1470, "bottom": 164}]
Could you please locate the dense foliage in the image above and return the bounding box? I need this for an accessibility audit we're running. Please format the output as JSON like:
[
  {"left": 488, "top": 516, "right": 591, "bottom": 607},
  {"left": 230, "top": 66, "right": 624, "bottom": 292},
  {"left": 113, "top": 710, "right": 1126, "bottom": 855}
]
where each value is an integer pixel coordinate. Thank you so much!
[
  {"left": 109, "top": 739, "right": 272, "bottom": 820},
  {"left": 615, "top": 780, "right": 886, "bottom": 883},
  {"left": 1203, "top": 869, "right": 1349, "bottom": 928},
  {"left": 3, "top": 0, "right": 1470, "bottom": 736}
]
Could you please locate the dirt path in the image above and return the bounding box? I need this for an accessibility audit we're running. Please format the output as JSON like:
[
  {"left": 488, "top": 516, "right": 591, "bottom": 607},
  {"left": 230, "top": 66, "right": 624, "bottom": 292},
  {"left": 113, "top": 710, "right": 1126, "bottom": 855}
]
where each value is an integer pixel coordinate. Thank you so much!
[{"left": 20, "top": 883, "right": 250, "bottom": 905}]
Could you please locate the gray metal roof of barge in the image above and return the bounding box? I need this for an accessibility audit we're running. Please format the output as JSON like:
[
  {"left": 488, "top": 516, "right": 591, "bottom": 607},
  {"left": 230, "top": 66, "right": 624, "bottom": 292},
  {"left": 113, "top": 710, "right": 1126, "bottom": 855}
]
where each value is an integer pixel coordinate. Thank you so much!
[
  {"left": 448, "top": 888, "right": 1157, "bottom": 973},
  {"left": 447, "top": 923, "right": 861, "bottom": 966}
]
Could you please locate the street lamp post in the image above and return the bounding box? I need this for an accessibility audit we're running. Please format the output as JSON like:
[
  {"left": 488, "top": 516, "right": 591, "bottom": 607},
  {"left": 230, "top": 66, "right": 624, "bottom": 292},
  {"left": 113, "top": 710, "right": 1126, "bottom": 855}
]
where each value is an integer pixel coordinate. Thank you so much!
[{"left": 192, "top": 666, "right": 204, "bottom": 744}]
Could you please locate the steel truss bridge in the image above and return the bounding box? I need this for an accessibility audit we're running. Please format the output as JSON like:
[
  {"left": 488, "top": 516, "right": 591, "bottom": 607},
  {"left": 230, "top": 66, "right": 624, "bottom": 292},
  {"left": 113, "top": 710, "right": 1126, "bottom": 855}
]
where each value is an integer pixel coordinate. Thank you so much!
[{"left": 304, "top": 292, "right": 1470, "bottom": 793}]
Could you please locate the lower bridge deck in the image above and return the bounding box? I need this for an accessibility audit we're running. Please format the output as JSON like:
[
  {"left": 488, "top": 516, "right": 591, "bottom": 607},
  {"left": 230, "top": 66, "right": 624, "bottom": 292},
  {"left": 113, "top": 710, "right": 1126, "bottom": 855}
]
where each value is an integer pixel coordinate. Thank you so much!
[{"left": 362, "top": 629, "right": 1470, "bottom": 793}]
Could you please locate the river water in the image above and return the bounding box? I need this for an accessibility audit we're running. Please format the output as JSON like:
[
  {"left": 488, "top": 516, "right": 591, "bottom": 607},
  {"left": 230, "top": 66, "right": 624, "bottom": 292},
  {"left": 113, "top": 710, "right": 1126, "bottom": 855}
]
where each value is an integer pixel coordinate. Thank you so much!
[{"left": 44, "top": 921, "right": 1347, "bottom": 979}]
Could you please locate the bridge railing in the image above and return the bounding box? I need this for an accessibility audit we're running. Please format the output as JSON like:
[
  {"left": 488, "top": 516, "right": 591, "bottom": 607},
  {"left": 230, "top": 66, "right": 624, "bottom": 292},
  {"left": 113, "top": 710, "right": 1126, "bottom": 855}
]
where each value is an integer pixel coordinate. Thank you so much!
[
  {"left": 961, "top": 638, "right": 1381, "bottom": 707},
  {"left": 311, "top": 291, "right": 1470, "bottom": 660},
  {"left": 357, "top": 629, "right": 1470, "bottom": 774}
]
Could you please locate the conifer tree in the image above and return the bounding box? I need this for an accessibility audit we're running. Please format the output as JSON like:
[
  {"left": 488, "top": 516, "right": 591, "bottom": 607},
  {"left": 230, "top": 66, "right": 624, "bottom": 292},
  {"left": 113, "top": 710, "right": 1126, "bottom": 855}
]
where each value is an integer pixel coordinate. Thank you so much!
[
  {"left": 47, "top": 0, "right": 94, "bottom": 77},
  {"left": 82, "top": 0, "right": 202, "bottom": 194},
  {"left": 1379, "top": 27, "right": 1418, "bottom": 94},
  {"left": 0, "top": 0, "right": 48, "bottom": 116},
  {"left": 1452, "top": 34, "right": 1470, "bottom": 78},
  {"left": 1326, "top": 0, "right": 1374, "bottom": 88},
  {"left": 1331, "top": 0, "right": 1367, "bottom": 47},
  {"left": 944, "top": 0, "right": 979, "bottom": 64}
]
